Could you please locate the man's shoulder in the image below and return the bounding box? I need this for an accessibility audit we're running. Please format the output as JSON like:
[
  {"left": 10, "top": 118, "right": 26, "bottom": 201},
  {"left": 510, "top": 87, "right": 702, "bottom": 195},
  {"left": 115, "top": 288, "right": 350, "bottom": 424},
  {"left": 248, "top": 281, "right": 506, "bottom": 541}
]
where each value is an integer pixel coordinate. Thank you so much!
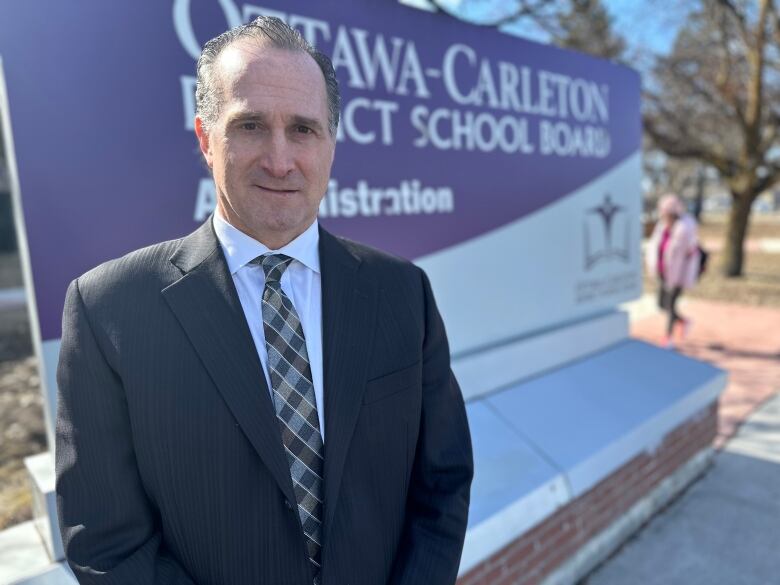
[
  {"left": 329, "top": 233, "right": 422, "bottom": 280},
  {"left": 322, "top": 232, "right": 437, "bottom": 319},
  {"left": 75, "top": 237, "right": 185, "bottom": 302}
]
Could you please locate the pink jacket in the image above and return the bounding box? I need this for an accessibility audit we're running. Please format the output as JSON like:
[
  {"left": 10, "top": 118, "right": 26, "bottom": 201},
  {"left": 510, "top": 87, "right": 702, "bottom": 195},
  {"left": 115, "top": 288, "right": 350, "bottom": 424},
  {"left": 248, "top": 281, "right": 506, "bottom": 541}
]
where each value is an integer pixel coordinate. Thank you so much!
[{"left": 645, "top": 214, "right": 701, "bottom": 289}]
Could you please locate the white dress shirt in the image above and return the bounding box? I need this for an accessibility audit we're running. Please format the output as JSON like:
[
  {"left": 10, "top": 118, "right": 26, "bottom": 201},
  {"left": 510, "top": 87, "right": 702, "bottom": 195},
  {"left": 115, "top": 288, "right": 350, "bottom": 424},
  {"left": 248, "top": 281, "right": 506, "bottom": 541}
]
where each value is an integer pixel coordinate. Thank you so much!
[{"left": 213, "top": 212, "right": 325, "bottom": 441}]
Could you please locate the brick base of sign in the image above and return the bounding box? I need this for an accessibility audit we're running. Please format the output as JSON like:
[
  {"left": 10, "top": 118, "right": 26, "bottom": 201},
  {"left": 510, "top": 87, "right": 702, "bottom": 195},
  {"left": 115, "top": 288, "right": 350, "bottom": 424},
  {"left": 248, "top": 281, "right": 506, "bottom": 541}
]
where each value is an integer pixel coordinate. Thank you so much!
[{"left": 458, "top": 401, "right": 719, "bottom": 585}]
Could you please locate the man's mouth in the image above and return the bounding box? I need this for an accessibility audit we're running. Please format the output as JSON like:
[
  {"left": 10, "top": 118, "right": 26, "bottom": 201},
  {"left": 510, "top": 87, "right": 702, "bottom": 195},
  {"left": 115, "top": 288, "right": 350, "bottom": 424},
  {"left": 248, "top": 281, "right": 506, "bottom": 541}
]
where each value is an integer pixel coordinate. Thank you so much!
[{"left": 254, "top": 185, "right": 298, "bottom": 194}]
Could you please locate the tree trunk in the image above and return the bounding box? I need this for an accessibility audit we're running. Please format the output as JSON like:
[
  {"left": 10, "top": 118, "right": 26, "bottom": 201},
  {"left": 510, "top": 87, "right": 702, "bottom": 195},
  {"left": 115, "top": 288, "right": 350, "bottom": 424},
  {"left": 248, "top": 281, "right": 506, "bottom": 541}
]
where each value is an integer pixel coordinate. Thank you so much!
[
  {"left": 723, "top": 192, "right": 752, "bottom": 277},
  {"left": 693, "top": 168, "right": 705, "bottom": 221}
]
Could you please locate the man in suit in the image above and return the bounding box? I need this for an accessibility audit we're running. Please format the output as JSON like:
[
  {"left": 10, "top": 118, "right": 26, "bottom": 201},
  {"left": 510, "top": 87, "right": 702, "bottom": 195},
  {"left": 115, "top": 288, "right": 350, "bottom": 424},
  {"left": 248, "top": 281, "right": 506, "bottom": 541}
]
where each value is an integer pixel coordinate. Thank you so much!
[{"left": 55, "top": 15, "right": 473, "bottom": 585}]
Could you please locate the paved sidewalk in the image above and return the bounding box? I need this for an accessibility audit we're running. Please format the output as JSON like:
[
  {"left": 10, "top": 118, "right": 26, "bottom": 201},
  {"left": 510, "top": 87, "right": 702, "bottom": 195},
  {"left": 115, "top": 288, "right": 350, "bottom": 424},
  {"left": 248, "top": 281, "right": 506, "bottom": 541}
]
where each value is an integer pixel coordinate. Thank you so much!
[
  {"left": 630, "top": 297, "right": 780, "bottom": 448},
  {"left": 582, "top": 296, "right": 780, "bottom": 584},
  {"left": 583, "top": 391, "right": 780, "bottom": 585}
]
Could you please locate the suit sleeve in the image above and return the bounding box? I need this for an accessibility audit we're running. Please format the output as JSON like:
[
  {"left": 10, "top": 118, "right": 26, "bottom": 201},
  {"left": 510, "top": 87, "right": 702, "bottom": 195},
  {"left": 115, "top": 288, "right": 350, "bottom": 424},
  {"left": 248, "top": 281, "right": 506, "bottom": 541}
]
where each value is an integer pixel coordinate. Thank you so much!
[
  {"left": 388, "top": 270, "right": 474, "bottom": 585},
  {"left": 55, "top": 278, "right": 197, "bottom": 584}
]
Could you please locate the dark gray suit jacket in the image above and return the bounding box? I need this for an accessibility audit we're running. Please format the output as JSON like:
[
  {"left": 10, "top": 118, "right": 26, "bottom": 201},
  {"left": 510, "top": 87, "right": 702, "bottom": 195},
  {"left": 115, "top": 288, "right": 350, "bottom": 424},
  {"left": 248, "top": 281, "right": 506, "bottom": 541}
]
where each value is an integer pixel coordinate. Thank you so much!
[{"left": 56, "top": 217, "right": 473, "bottom": 585}]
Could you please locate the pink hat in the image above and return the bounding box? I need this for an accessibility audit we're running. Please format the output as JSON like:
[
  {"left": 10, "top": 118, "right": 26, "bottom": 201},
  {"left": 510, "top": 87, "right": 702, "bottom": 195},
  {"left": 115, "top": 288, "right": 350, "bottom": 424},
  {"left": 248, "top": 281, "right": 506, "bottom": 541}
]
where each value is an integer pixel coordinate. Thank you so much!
[{"left": 658, "top": 193, "right": 684, "bottom": 217}]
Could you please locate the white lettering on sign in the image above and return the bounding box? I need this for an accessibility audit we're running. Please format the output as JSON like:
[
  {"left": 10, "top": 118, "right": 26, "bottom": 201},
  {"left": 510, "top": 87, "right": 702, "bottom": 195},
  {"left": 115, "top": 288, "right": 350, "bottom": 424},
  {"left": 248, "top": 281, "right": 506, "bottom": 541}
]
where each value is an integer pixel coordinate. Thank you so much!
[
  {"left": 193, "top": 177, "right": 455, "bottom": 220},
  {"left": 442, "top": 44, "right": 477, "bottom": 105},
  {"left": 539, "top": 121, "right": 611, "bottom": 157},
  {"left": 180, "top": 1, "right": 619, "bottom": 218},
  {"left": 410, "top": 106, "right": 535, "bottom": 154},
  {"left": 338, "top": 98, "right": 399, "bottom": 145},
  {"left": 332, "top": 27, "right": 430, "bottom": 97},
  {"left": 173, "top": 0, "right": 242, "bottom": 61},
  {"left": 442, "top": 44, "right": 609, "bottom": 123},
  {"left": 319, "top": 179, "right": 454, "bottom": 218}
]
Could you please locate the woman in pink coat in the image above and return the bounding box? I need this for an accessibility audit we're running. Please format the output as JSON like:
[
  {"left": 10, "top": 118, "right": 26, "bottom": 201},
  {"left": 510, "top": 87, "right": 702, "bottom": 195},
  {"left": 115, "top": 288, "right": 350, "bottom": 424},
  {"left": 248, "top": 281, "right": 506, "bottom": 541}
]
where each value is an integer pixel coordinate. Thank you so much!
[{"left": 645, "top": 194, "right": 701, "bottom": 348}]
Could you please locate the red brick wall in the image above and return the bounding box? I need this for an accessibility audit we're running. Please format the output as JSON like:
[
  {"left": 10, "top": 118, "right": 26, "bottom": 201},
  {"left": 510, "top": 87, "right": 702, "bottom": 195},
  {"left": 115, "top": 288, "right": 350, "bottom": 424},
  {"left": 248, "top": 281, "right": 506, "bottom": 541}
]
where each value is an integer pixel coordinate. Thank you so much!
[{"left": 458, "top": 402, "right": 718, "bottom": 585}]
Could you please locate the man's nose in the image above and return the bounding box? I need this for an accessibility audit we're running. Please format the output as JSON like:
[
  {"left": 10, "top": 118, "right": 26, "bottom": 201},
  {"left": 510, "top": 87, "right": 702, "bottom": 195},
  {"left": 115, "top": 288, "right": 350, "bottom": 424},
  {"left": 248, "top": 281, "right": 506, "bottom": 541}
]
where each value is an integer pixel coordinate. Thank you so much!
[{"left": 260, "top": 133, "right": 295, "bottom": 178}]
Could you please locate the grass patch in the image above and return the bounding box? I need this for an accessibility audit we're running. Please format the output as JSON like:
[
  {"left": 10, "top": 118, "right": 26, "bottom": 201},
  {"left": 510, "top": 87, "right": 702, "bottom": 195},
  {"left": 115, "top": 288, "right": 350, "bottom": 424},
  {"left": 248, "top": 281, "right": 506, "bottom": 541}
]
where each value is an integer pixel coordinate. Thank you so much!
[
  {"left": 698, "top": 213, "right": 780, "bottom": 241},
  {"left": 687, "top": 252, "right": 780, "bottom": 307}
]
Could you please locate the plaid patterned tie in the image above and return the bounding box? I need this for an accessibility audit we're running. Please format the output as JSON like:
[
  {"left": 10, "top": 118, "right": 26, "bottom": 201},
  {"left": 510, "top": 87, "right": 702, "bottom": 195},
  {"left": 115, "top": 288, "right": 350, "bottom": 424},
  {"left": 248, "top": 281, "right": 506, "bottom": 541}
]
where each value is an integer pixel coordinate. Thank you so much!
[{"left": 256, "top": 253, "right": 324, "bottom": 581}]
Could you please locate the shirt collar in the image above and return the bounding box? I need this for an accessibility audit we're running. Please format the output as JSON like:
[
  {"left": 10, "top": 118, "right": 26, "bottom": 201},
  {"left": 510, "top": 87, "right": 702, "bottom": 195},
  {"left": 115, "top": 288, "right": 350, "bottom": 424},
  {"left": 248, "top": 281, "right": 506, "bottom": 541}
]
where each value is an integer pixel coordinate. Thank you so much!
[{"left": 213, "top": 211, "right": 320, "bottom": 276}]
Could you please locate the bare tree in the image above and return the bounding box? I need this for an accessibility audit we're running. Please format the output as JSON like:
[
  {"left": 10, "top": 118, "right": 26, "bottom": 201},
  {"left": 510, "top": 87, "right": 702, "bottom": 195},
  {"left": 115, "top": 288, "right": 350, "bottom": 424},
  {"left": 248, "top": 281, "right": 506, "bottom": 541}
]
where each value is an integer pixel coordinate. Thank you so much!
[
  {"left": 555, "top": 0, "right": 625, "bottom": 59},
  {"left": 426, "top": 0, "right": 559, "bottom": 29},
  {"left": 644, "top": 151, "right": 712, "bottom": 219},
  {"left": 645, "top": 0, "right": 780, "bottom": 276}
]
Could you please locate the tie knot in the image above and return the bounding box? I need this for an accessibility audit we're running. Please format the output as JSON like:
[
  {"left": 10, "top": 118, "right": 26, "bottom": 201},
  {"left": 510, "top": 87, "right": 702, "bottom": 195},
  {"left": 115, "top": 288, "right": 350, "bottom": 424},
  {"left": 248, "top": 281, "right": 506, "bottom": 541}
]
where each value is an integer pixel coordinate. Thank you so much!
[{"left": 256, "top": 253, "right": 293, "bottom": 284}]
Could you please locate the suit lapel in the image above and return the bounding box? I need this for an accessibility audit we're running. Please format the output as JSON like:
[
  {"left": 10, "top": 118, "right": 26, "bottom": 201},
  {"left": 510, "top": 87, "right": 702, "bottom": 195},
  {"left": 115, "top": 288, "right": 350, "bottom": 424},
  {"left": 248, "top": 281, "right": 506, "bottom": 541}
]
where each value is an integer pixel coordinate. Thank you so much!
[
  {"left": 319, "top": 228, "right": 378, "bottom": 539},
  {"left": 161, "top": 217, "right": 296, "bottom": 505},
  {"left": 159, "top": 219, "right": 378, "bottom": 541}
]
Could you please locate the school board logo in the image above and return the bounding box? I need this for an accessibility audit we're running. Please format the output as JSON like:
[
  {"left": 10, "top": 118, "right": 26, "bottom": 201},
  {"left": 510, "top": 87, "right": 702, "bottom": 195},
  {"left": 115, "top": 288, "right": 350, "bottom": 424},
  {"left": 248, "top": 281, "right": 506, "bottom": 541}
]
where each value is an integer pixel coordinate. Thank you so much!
[{"left": 583, "top": 194, "right": 630, "bottom": 270}]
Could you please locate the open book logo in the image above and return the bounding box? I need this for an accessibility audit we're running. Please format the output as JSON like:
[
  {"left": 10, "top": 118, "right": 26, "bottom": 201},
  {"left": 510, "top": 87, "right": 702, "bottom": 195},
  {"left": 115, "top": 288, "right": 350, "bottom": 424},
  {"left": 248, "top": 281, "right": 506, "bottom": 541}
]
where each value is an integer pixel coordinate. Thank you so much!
[{"left": 584, "top": 194, "right": 630, "bottom": 270}]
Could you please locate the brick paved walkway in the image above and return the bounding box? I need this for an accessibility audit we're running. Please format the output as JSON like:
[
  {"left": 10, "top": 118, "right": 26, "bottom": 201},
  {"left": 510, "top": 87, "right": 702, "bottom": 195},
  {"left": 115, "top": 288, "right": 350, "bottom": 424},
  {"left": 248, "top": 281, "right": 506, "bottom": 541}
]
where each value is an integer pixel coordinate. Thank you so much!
[{"left": 630, "top": 297, "right": 780, "bottom": 448}]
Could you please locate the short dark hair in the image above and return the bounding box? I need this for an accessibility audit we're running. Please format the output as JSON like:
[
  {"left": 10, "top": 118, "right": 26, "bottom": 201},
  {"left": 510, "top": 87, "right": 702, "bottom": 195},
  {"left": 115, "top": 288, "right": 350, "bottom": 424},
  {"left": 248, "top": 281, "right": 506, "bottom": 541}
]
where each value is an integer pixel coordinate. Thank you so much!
[{"left": 195, "top": 15, "right": 340, "bottom": 136}]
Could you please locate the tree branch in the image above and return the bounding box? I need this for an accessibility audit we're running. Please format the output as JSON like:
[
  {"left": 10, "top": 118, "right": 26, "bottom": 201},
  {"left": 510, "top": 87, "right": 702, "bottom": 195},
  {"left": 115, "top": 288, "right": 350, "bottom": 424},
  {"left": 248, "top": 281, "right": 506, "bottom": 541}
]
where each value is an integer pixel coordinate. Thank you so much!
[
  {"left": 714, "top": 0, "right": 752, "bottom": 43},
  {"left": 426, "top": 0, "right": 557, "bottom": 28},
  {"left": 714, "top": 4, "right": 749, "bottom": 128},
  {"left": 747, "top": 163, "right": 780, "bottom": 196},
  {"left": 643, "top": 109, "right": 737, "bottom": 177}
]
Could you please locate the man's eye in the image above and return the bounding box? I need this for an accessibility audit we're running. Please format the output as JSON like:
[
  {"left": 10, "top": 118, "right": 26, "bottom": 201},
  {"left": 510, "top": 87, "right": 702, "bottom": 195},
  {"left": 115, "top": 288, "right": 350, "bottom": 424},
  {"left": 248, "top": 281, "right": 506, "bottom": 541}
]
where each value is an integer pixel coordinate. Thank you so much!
[
  {"left": 241, "top": 122, "right": 258, "bottom": 131},
  {"left": 295, "top": 125, "right": 313, "bottom": 134}
]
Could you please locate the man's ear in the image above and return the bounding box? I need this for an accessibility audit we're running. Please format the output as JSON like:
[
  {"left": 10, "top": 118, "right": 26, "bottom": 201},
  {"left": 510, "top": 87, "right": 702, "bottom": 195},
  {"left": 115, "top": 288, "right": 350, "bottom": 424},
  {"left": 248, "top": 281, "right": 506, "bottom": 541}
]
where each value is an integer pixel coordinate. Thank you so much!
[{"left": 194, "top": 116, "right": 212, "bottom": 169}]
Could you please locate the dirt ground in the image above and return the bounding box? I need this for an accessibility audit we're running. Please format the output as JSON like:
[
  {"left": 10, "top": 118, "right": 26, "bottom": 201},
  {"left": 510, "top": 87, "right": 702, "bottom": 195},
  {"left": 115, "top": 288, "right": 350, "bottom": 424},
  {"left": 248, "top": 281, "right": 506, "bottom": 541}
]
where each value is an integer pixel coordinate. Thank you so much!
[
  {"left": 0, "top": 307, "right": 43, "bottom": 530},
  {"left": 688, "top": 251, "right": 780, "bottom": 307},
  {"left": 0, "top": 248, "right": 43, "bottom": 530},
  {"left": 0, "top": 356, "right": 45, "bottom": 529}
]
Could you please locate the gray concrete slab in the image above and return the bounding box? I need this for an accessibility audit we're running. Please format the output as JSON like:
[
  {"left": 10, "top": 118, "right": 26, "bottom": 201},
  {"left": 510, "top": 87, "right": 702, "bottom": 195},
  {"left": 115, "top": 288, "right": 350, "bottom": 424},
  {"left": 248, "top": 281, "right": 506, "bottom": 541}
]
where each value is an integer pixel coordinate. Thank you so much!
[
  {"left": 487, "top": 340, "right": 724, "bottom": 497},
  {"left": 0, "top": 519, "right": 75, "bottom": 585},
  {"left": 9, "top": 565, "right": 75, "bottom": 585},
  {"left": 583, "top": 393, "right": 780, "bottom": 585},
  {"left": 0, "top": 521, "right": 51, "bottom": 584},
  {"left": 466, "top": 400, "right": 562, "bottom": 528}
]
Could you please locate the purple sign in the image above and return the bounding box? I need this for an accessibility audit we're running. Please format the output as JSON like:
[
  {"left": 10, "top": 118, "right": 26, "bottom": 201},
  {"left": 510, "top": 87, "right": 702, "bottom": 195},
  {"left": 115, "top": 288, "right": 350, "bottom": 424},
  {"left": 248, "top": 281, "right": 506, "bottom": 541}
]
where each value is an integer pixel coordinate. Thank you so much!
[{"left": 0, "top": 0, "right": 640, "bottom": 341}]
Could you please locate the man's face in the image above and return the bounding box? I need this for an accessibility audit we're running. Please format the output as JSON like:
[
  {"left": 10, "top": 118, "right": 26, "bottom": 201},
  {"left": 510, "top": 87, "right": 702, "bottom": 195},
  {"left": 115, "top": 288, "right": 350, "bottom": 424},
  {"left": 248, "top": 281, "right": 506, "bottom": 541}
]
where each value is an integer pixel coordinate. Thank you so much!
[{"left": 195, "top": 40, "right": 335, "bottom": 248}]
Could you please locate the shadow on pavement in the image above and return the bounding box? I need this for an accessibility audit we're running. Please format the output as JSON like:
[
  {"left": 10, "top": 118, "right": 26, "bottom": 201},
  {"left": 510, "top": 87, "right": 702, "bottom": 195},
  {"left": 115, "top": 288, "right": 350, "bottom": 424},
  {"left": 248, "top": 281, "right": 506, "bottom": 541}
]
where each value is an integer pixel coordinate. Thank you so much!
[{"left": 581, "top": 396, "right": 780, "bottom": 585}]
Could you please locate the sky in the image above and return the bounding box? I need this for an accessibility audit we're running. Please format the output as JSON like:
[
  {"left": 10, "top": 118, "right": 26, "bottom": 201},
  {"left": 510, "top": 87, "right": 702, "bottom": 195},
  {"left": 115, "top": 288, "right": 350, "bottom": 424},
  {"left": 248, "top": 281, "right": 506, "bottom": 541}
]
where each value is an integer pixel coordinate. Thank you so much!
[
  {"left": 604, "top": 0, "right": 689, "bottom": 56},
  {"left": 400, "top": 0, "right": 690, "bottom": 57}
]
